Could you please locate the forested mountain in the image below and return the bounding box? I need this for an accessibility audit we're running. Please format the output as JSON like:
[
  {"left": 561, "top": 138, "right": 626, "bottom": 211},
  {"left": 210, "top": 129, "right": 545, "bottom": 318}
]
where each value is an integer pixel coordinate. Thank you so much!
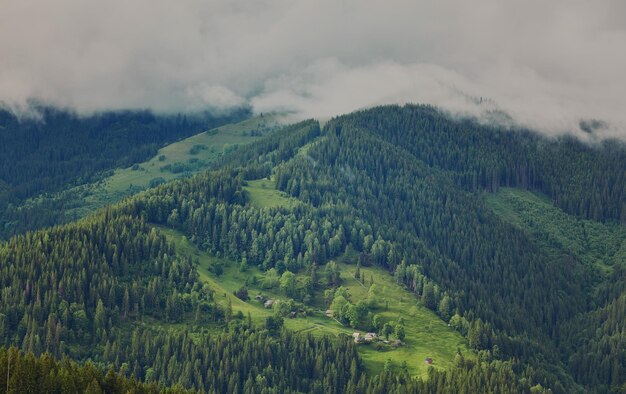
[
  {"left": 0, "top": 105, "right": 247, "bottom": 205},
  {"left": 0, "top": 104, "right": 624, "bottom": 393},
  {"left": 336, "top": 106, "right": 626, "bottom": 223}
]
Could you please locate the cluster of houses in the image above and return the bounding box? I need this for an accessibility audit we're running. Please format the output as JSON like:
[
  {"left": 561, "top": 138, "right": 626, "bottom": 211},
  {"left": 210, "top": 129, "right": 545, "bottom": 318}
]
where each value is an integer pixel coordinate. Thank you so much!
[
  {"left": 255, "top": 294, "right": 301, "bottom": 318},
  {"left": 255, "top": 294, "right": 275, "bottom": 308},
  {"left": 351, "top": 331, "right": 404, "bottom": 347},
  {"left": 352, "top": 332, "right": 378, "bottom": 344}
]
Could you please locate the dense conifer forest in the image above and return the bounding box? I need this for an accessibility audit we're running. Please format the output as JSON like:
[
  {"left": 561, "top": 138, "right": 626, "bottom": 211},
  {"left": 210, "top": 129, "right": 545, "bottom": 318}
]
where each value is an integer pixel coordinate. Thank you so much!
[
  {"left": 0, "top": 106, "right": 248, "bottom": 239},
  {"left": 0, "top": 104, "right": 624, "bottom": 393}
]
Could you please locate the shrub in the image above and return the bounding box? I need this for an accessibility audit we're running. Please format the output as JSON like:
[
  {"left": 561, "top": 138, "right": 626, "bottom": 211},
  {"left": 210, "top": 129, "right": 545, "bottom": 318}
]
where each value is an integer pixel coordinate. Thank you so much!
[{"left": 234, "top": 286, "right": 249, "bottom": 301}]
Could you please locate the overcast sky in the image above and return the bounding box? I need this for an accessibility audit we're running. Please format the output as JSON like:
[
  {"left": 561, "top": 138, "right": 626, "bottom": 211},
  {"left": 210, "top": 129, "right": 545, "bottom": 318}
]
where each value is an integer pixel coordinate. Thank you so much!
[{"left": 1, "top": 0, "right": 625, "bottom": 137}]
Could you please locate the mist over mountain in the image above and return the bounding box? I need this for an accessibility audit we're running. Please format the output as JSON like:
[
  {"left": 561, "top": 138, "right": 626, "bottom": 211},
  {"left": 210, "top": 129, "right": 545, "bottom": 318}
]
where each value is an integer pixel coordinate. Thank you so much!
[
  {"left": 1, "top": 2, "right": 626, "bottom": 393},
  {"left": 2, "top": 0, "right": 626, "bottom": 137}
]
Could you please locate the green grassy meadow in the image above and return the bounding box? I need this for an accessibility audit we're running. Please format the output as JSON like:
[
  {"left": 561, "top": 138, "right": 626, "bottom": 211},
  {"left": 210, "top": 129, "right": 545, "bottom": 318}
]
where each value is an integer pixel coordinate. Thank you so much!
[
  {"left": 90, "top": 116, "right": 279, "bottom": 208},
  {"left": 159, "top": 225, "right": 468, "bottom": 378},
  {"left": 103, "top": 116, "right": 279, "bottom": 194},
  {"left": 243, "top": 178, "right": 298, "bottom": 209}
]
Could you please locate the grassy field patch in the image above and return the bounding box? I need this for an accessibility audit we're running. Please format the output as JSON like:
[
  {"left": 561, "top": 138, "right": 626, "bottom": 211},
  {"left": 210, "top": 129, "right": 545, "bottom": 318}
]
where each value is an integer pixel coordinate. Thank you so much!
[
  {"left": 243, "top": 178, "right": 298, "bottom": 209},
  {"left": 336, "top": 262, "right": 468, "bottom": 378},
  {"left": 103, "top": 116, "right": 279, "bottom": 196},
  {"left": 159, "top": 226, "right": 468, "bottom": 378}
]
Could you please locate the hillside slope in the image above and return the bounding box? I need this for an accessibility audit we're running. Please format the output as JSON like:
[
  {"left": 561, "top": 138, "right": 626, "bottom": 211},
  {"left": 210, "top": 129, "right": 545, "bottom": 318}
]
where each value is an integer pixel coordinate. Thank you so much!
[
  {"left": 0, "top": 106, "right": 247, "bottom": 200},
  {"left": 0, "top": 115, "right": 277, "bottom": 239},
  {"left": 0, "top": 105, "right": 625, "bottom": 392},
  {"left": 161, "top": 226, "right": 468, "bottom": 378}
]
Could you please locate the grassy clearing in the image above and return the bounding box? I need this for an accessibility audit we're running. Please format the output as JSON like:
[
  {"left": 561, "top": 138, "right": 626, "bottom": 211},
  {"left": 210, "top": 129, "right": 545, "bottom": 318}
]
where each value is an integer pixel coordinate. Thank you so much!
[
  {"left": 485, "top": 188, "right": 626, "bottom": 275},
  {"left": 242, "top": 136, "right": 320, "bottom": 210},
  {"left": 17, "top": 116, "right": 281, "bottom": 223},
  {"left": 296, "top": 136, "right": 326, "bottom": 158},
  {"left": 159, "top": 226, "right": 468, "bottom": 378},
  {"left": 243, "top": 178, "right": 298, "bottom": 209},
  {"left": 96, "top": 116, "right": 280, "bottom": 203},
  {"left": 158, "top": 226, "right": 273, "bottom": 323},
  {"left": 336, "top": 263, "right": 468, "bottom": 378}
]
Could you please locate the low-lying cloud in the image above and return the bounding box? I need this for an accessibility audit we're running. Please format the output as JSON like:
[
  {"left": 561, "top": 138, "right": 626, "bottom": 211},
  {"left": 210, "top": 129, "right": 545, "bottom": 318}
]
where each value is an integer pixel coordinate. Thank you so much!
[{"left": 1, "top": 0, "right": 625, "bottom": 137}]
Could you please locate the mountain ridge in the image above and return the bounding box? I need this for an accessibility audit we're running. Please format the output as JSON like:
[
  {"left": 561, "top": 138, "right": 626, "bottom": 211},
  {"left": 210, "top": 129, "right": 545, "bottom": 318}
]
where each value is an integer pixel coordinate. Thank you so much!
[{"left": 0, "top": 104, "right": 624, "bottom": 392}]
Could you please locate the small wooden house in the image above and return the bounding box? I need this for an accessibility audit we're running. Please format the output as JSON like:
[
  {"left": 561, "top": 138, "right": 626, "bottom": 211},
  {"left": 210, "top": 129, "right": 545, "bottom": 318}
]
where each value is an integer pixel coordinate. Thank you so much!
[{"left": 364, "top": 333, "right": 378, "bottom": 342}]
